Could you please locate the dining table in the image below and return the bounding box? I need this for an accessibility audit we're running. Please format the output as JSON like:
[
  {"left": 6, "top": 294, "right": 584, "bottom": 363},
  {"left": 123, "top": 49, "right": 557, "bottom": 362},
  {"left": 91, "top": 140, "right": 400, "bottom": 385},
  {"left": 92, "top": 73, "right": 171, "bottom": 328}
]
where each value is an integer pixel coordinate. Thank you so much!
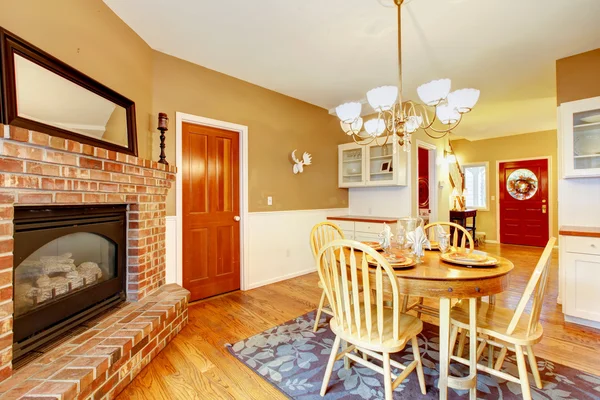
[{"left": 341, "top": 247, "right": 514, "bottom": 400}]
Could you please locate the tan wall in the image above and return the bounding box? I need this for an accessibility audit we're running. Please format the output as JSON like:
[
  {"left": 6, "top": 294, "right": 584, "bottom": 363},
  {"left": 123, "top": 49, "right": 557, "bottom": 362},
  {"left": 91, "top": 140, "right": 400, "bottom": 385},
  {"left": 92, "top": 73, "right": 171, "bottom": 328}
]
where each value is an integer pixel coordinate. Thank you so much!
[
  {"left": 0, "top": 0, "right": 154, "bottom": 160},
  {"left": 152, "top": 51, "right": 348, "bottom": 215},
  {"left": 451, "top": 130, "right": 558, "bottom": 242},
  {"left": 556, "top": 48, "right": 600, "bottom": 104}
]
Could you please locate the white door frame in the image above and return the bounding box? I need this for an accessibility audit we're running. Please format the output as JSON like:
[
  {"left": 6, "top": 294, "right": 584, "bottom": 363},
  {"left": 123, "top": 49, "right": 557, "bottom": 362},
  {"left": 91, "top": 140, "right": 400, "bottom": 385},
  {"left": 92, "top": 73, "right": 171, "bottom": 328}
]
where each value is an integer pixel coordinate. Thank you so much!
[
  {"left": 495, "top": 156, "right": 553, "bottom": 244},
  {"left": 175, "top": 112, "right": 250, "bottom": 291},
  {"left": 416, "top": 140, "right": 438, "bottom": 223}
]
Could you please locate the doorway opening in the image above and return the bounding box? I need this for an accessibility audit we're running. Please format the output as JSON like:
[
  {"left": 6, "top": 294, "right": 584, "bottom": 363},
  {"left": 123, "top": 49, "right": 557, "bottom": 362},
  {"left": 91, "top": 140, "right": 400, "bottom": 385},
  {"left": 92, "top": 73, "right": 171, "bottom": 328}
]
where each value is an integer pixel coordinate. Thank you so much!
[{"left": 416, "top": 142, "right": 437, "bottom": 224}]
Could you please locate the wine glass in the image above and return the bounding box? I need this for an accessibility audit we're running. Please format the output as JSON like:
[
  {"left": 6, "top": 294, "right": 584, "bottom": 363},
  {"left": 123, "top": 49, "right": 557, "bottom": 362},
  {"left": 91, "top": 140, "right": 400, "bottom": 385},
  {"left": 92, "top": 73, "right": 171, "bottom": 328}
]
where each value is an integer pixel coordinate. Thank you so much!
[{"left": 438, "top": 233, "right": 450, "bottom": 254}]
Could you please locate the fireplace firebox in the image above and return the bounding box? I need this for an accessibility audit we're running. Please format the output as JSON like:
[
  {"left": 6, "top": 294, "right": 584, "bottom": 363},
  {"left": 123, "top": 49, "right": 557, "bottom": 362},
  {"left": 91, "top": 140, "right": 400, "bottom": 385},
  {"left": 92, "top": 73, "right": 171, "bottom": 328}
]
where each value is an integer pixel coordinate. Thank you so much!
[{"left": 13, "top": 205, "right": 127, "bottom": 358}]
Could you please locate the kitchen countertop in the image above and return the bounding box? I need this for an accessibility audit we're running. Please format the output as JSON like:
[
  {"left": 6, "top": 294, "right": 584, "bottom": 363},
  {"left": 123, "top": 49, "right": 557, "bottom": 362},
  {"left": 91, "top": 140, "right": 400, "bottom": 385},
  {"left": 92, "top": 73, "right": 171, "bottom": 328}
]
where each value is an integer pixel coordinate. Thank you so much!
[
  {"left": 559, "top": 225, "right": 600, "bottom": 238},
  {"left": 327, "top": 215, "right": 398, "bottom": 224}
]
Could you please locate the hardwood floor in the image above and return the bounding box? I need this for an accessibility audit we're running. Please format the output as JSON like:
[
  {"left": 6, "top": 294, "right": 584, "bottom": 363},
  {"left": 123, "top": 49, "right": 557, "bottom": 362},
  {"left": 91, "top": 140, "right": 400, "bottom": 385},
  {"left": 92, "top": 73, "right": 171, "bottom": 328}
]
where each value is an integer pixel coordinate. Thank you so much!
[{"left": 118, "top": 243, "right": 600, "bottom": 399}]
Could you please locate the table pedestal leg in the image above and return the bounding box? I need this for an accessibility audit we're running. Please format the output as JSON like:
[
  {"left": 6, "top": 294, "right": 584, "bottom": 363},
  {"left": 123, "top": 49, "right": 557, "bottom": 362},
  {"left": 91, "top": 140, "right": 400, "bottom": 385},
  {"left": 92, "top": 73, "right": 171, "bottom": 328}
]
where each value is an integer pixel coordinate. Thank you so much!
[
  {"left": 446, "top": 298, "right": 478, "bottom": 399},
  {"left": 438, "top": 297, "right": 451, "bottom": 399}
]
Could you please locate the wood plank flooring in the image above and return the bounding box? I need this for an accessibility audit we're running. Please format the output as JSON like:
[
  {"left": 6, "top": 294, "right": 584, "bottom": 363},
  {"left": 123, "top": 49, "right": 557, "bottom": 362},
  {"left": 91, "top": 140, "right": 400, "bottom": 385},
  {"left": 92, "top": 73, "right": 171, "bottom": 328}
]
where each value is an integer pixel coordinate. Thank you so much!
[{"left": 118, "top": 243, "right": 600, "bottom": 399}]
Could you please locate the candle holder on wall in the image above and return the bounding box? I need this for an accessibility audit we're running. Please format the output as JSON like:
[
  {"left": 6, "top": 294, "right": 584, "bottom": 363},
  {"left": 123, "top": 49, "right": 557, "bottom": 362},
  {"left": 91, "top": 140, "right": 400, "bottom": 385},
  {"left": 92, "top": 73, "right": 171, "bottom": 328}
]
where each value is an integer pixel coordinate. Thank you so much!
[{"left": 157, "top": 112, "right": 169, "bottom": 165}]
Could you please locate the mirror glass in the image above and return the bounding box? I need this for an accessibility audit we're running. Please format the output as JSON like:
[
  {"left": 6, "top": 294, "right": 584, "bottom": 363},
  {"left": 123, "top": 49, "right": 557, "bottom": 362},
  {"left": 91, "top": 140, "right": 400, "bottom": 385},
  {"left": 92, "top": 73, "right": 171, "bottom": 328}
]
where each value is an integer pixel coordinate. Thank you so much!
[{"left": 14, "top": 54, "right": 128, "bottom": 147}]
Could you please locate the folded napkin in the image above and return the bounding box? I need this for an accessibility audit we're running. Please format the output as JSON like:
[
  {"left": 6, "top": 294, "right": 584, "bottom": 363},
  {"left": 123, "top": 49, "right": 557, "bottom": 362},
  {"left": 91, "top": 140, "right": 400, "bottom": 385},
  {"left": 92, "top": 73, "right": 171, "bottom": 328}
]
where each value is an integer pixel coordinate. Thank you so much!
[
  {"left": 378, "top": 223, "right": 394, "bottom": 251},
  {"left": 434, "top": 224, "right": 446, "bottom": 239},
  {"left": 406, "top": 226, "right": 431, "bottom": 258}
]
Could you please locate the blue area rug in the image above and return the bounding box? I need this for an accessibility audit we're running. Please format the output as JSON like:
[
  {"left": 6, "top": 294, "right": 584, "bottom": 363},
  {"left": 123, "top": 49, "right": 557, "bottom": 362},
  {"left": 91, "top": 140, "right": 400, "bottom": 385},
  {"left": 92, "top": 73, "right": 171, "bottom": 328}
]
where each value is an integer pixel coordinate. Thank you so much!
[{"left": 227, "top": 311, "right": 600, "bottom": 399}]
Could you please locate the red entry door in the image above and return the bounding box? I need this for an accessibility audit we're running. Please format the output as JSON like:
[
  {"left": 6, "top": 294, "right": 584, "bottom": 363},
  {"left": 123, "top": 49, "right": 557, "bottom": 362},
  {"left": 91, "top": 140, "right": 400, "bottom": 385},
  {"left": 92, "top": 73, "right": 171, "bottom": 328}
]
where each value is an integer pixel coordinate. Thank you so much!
[
  {"left": 499, "top": 159, "right": 549, "bottom": 247},
  {"left": 182, "top": 122, "right": 240, "bottom": 301}
]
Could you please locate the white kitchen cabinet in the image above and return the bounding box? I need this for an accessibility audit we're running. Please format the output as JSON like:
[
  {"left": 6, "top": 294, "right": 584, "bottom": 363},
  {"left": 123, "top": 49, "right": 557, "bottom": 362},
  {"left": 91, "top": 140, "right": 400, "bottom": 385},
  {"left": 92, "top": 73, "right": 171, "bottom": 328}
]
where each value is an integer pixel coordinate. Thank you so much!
[
  {"left": 559, "top": 96, "right": 600, "bottom": 178},
  {"left": 561, "top": 233, "right": 600, "bottom": 328},
  {"left": 328, "top": 218, "right": 397, "bottom": 242},
  {"left": 338, "top": 141, "right": 407, "bottom": 188}
]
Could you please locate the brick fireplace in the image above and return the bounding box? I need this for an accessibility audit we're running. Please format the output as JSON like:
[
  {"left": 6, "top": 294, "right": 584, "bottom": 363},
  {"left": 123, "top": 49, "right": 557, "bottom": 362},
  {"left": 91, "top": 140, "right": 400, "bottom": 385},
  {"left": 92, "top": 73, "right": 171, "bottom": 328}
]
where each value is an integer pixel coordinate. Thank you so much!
[{"left": 0, "top": 125, "right": 190, "bottom": 399}]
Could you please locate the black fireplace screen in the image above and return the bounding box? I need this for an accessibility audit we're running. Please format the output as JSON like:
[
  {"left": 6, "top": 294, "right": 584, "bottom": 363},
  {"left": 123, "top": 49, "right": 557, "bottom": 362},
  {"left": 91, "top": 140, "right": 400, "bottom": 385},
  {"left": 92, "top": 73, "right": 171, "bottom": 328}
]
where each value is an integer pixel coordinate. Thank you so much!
[
  {"left": 14, "top": 232, "right": 117, "bottom": 317},
  {"left": 13, "top": 205, "right": 126, "bottom": 354}
]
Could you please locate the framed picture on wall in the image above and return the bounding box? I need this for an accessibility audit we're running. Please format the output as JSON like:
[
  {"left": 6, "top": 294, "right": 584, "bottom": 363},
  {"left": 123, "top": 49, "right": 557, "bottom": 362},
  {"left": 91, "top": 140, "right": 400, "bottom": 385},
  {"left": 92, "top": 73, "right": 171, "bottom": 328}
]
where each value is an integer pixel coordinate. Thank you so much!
[{"left": 380, "top": 161, "right": 391, "bottom": 172}]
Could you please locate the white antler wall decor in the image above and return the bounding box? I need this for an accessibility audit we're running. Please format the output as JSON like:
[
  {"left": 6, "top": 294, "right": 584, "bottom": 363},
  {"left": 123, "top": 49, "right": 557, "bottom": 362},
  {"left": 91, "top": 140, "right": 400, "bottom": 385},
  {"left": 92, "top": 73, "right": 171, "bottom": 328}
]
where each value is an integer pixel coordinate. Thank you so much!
[{"left": 291, "top": 149, "right": 312, "bottom": 174}]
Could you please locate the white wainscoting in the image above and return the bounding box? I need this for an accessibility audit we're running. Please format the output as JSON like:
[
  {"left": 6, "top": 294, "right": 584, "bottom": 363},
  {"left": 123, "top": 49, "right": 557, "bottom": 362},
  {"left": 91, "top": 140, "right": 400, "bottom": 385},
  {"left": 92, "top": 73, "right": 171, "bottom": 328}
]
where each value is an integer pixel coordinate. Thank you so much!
[
  {"left": 164, "top": 208, "right": 349, "bottom": 290},
  {"left": 165, "top": 216, "right": 178, "bottom": 284},
  {"left": 246, "top": 208, "right": 349, "bottom": 289}
]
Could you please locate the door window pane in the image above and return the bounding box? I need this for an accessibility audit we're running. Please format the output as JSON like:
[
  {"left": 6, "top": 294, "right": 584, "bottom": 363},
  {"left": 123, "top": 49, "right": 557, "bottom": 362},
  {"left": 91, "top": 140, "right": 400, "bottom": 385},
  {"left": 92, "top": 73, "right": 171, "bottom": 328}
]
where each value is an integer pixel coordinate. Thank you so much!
[
  {"left": 506, "top": 169, "right": 538, "bottom": 200},
  {"left": 463, "top": 164, "right": 487, "bottom": 209}
]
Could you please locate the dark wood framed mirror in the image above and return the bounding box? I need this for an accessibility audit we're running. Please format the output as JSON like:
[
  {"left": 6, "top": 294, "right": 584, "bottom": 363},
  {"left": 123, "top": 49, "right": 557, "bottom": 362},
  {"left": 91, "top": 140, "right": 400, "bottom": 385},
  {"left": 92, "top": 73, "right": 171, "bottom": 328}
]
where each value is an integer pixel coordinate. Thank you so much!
[{"left": 0, "top": 28, "right": 138, "bottom": 156}]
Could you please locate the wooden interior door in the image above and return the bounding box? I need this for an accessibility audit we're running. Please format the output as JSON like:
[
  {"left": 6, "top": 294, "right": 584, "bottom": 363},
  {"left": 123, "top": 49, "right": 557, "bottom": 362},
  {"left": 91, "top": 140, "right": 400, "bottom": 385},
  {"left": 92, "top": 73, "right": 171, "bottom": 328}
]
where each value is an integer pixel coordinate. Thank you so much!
[
  {"left": 499, "top": 159, "right": 549, "bottom": 247},
  {"left": 182, "top": 122, "right": 240, "bottom": 301}
]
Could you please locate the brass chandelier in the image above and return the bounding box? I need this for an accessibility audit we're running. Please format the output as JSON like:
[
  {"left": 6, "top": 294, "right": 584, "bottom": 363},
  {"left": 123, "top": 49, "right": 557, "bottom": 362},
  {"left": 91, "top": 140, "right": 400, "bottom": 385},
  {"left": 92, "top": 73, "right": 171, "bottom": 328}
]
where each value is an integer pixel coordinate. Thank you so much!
[{"left": 335, "top": 0, "right": 480, "bottom": 151}]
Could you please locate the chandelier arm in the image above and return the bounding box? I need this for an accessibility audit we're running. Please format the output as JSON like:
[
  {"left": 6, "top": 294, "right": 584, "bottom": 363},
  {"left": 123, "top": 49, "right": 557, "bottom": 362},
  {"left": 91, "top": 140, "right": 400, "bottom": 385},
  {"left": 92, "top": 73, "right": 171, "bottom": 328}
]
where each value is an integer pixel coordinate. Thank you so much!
[
  {"left": 396, "top": 0, "right": 403, "bottom": 105},
  {"left": 422, "top": 128, "right": 452, "bottom": 140},
  {"left": 425, "top": 114, "right": 464, "bottom": 134},
  {"left": 351, "top": 134, "right": 371, "bottom": 145}
]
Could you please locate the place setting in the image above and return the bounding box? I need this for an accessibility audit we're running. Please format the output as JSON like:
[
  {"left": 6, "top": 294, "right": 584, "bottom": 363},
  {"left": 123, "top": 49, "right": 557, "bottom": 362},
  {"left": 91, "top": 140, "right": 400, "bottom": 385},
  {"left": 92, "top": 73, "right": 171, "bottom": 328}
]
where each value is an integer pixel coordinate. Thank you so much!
[{"left": 361, "top": 223, "right": 417, "bottom": 269}]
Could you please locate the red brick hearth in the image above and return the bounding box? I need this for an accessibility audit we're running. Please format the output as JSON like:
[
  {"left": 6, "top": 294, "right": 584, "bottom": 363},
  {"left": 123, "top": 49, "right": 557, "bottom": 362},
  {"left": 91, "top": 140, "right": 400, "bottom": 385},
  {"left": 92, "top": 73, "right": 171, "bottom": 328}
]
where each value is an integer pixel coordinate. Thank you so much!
[{"left": 0, "top": 124, "right": 190, "bottom": 399}]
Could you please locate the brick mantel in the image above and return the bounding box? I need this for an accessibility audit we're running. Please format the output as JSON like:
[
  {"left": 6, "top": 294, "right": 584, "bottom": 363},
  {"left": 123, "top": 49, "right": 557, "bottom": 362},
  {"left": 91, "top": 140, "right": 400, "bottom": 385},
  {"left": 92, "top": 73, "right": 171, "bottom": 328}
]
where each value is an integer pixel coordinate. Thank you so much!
[{"left": 0, "top": 124, "right": 178, "bottom": 384}]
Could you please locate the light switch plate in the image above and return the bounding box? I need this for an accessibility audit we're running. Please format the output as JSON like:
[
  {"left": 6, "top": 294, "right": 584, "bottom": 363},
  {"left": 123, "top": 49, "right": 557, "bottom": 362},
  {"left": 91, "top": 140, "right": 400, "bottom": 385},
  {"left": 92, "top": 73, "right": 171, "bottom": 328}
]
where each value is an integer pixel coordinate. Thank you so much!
[{"left": 267, "top": 196, "right": 273, "bottom": 206}]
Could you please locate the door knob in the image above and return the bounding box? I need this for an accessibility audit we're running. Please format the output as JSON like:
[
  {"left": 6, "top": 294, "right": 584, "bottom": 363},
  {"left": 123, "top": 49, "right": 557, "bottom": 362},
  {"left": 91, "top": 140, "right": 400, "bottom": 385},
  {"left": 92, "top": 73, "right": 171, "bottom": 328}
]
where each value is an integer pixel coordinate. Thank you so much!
[{"left": 234, "top": 216, "right": 241, "bottom": 222}]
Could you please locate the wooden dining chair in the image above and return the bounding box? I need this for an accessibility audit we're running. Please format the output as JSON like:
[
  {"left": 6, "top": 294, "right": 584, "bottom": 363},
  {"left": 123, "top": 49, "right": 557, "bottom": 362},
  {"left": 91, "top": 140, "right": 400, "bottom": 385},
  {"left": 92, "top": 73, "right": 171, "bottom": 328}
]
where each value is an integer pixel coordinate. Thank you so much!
[
  {"left": 310, "top": 222, "right": 345, "bottom": 332},
  {"left": 317, "top": 239, "right": 427, "bottom": 399},
  {"left": 405, "top": 222, "right": 475, "bottom": 319},
  {"left": 448, "top": 237, "right": 556, "bottom": 400}
]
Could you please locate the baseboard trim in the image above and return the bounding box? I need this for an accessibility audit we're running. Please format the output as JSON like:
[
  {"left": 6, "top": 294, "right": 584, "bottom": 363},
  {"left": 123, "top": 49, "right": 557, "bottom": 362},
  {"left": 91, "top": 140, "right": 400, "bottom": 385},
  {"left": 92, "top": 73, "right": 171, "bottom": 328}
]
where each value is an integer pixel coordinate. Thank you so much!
[
  {"left": 247, "top": 267, "right": 316, "bottom": 290},
  {"left": 565, "top": 315, "right": 600, "bottom": 330},
  {"left": 485, "top": 240, "right": 499, "bottom": 244}
]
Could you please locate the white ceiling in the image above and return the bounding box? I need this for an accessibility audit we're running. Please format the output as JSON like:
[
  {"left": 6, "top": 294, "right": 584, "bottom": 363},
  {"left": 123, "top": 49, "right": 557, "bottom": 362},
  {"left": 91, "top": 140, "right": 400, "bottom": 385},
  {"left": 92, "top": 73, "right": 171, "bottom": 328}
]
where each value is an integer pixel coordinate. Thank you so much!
[{"left": 104, "top": 0, "right": 600, "bottom": 140}]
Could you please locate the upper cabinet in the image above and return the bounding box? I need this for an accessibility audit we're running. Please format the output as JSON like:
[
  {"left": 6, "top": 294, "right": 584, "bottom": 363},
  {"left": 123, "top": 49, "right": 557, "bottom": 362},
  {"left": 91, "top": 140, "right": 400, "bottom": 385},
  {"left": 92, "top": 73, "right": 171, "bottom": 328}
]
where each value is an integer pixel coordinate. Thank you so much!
[
  {"left": 559, "top": 96, "right": 600, "bottom": 179},
  {"left": 338, "top": 141, "right": 407, "bottom": 188}
]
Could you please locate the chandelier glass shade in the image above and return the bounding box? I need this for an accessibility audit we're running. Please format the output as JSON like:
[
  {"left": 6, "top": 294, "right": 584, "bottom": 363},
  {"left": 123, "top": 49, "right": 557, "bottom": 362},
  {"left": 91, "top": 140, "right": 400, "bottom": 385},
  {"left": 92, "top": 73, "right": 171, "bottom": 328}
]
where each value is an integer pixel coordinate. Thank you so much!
[{"left": 335, "top": 0, "right": 480, "bottom": 150}]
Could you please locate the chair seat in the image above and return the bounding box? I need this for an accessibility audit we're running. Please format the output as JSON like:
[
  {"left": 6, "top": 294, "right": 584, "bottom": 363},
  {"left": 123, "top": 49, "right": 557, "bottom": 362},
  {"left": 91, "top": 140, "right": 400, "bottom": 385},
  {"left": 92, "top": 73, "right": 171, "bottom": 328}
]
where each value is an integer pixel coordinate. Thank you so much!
[
  {"left": 330, "top": 306, "right": 423, "bottom": 353},
  {"left": 450, "top": 300, "right": 543, "bottom": 345}
]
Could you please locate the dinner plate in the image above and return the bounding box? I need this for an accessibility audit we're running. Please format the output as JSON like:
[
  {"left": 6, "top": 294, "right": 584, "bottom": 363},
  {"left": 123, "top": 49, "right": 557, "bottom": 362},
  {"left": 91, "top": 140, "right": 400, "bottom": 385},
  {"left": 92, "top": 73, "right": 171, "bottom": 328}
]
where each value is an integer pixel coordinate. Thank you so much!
[
  {"left": 440, "top": 251, "right": 499, "bottom": 267},
  {"left": 362, "top": 241, "right": 383, "bottom": 251},
  {"left": 366, "top": 254, "right": 415, "bottom": 269}
]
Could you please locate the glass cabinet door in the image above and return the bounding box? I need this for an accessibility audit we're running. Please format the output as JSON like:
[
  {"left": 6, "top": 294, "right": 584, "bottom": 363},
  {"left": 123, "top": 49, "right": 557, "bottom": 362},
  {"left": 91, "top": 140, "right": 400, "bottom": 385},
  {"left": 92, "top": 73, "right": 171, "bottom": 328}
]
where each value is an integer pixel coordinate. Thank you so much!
[
  {"left": 340, "top": 147, "right": 364, "bottom": 186},
  {"left": 367, "top": 142, "right": 394, "bottom": 184},
  {"left": 561, "top": 97, "right": 600, "bottom": 179},
  {"left": 572, "top": 108, "right": 600, "bottom": 171}
]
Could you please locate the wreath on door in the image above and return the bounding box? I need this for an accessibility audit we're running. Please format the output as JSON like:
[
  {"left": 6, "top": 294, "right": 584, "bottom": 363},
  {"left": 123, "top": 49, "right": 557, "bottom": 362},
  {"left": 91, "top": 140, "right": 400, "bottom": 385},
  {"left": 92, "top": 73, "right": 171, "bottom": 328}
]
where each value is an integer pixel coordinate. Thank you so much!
[{"left": 506, "top": 169, "right": 538, "bottom": 200}]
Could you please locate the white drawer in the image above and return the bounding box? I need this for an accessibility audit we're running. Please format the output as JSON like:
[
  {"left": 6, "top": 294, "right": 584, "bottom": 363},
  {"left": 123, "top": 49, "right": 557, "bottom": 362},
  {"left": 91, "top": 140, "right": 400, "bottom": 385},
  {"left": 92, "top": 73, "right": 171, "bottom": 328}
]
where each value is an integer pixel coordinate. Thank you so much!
[
  {"left": 355, "top": 222, "right": 383, "bottom": 233},
  {"left": 355, "top": 232, "right": 380, "bottom": 242},
  {"left": 330, "top": 220, "right": 354, "bottom": 231},
  {"left": 342, "top": 230, "right": 355, "bottom": 240},
  {"left": 564, "top": 236, "right": 600, "bottom": 256},
  {"left": 355, "top": 221, "right": 396, "bottom": 234}
]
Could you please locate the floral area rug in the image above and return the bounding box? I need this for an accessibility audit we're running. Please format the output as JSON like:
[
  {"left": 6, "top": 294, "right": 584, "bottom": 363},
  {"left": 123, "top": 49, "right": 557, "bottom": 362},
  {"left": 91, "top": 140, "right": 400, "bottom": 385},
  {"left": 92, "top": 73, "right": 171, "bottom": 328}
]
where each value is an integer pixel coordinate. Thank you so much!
[{"left": 227, "top": 311, "right": 600, "bottom": 399}]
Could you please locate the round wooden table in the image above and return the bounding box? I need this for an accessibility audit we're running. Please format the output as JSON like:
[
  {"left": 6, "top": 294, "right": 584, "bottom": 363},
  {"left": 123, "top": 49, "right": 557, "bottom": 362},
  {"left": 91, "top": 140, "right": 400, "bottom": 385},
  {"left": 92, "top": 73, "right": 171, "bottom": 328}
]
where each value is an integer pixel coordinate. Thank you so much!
[
  {"left": 395, "top": 250, "right": 513, "bottom": 400},
  {"left": 342, "top": 248, "right": 514, "bottom": 400}
]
